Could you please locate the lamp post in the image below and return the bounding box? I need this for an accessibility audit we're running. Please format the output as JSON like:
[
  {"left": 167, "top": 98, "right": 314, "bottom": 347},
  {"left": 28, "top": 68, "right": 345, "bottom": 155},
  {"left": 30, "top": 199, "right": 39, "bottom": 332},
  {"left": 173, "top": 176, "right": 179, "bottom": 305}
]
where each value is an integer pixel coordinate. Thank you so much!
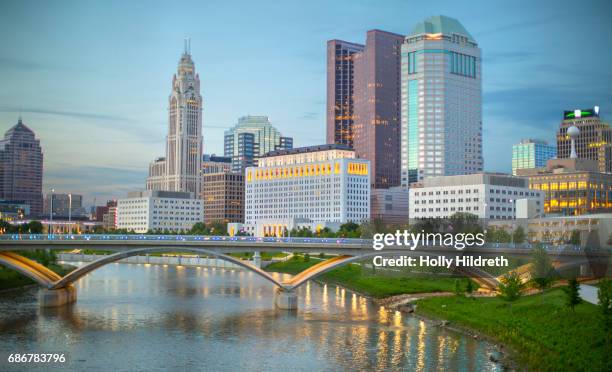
[
  {"left": 49, "top": 188, "right": 55, "bottom": 234},
  {"left": 68, "top": 193, "right": 72, "bottom": 232}
]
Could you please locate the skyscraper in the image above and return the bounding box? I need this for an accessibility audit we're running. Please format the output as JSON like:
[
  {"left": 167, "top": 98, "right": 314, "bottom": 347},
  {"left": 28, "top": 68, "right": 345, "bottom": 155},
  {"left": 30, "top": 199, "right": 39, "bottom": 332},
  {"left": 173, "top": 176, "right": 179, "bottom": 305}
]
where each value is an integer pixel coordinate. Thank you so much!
[
  {"left": 0, "top": 118, "right": 43, "bottom": 216},
  {"left": 146, "top": 42, "right": 203, "bottom": 194},
  {"left": 400, "top": 15, "right": 483, "bottom": 185},
  {"left": 224, "top": 115, "right": 292, "bottom": 172},
  {"left": 326, "top": 40, "right": 364, "bottom": 147},
  {"left": 512, "top": 139, "right": 556, "bottom": 175},
  {"left": 352, "top": 30, "right": 404, "bottom": 189},
  {"left": 556, "top": 106, "right": 611, "bottom": 173}
]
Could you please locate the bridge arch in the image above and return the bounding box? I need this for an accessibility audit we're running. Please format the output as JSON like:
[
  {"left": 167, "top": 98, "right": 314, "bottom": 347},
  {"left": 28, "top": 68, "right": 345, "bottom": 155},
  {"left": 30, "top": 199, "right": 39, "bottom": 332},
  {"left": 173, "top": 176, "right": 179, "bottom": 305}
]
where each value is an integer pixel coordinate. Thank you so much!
[
  {"left": 51, "top": 247, "right": 285, "bottom": 289},
  {"left": 284, "top": 251, "right": 501, "bottom": 291}
]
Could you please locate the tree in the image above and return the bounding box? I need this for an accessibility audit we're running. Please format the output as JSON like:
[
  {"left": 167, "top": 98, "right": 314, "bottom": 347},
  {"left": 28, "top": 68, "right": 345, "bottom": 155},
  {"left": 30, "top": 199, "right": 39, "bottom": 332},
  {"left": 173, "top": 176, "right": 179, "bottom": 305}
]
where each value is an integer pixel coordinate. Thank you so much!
[
  {"left": 512, "top": 226, "right": 526, "bottom": 244},
  {"left": 569, "top": 230, "right": 581, "bottom": 245},
  {"left": 598, "top": 279, "right": 612, "bottom": 352},
  {"left": 497, "top": 271, "right": 525, "bottom": 304},
  {"left": 563, "top": 278, "right": 582, "bottom": 312},
  {"left": 454, "top": 279, "right": 464, "bottom": 298},
  {"left": 449, "top": 212, "right": 482, "bottom": 234},
  {"left": 530, "top": 244, "right": 555, "bottom": 298},
  {"left": 465, "top": 279, "right": 475, "bottom": 298},
  {"left": 336, "top": 221, "right": 360, "bottom": 238}
]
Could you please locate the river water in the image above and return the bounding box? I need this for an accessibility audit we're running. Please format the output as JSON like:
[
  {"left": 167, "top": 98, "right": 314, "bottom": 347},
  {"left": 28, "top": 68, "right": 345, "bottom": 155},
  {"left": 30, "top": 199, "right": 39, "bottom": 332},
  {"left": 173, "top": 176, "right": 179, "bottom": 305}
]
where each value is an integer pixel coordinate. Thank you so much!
[{"left": 0, "top": 263, "right": 502, "bottom": 371}]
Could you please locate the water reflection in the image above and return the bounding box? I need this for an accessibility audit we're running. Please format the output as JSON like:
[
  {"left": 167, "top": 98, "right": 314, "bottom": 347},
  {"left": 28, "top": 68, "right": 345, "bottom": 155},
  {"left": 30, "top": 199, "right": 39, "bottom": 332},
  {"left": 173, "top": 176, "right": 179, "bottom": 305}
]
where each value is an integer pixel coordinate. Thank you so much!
[{"left": 0, "top": 263, "right": 501, "bottom": 371}]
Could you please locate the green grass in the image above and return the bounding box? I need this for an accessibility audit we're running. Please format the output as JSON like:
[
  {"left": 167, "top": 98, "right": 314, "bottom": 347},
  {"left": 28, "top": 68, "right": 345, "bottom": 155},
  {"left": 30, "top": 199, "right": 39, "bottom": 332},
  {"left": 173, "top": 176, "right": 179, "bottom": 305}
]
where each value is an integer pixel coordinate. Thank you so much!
[
  {"left": 265, "top": 257, "right": 460, "bottom": 298},
  {"left": 0, "top": 264, "right": 74, "bottom": 291},
  {"left": 416, "top": 289, "right": 611, "bottom": 371}
]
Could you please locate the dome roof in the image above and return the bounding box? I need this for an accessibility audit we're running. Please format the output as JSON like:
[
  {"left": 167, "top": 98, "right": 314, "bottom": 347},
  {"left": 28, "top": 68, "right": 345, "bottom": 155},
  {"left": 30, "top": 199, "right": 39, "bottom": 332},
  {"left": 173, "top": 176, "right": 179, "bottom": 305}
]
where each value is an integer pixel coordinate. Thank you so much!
[{"left": 409, "top": 15, "right": 475, "bottom": 41}]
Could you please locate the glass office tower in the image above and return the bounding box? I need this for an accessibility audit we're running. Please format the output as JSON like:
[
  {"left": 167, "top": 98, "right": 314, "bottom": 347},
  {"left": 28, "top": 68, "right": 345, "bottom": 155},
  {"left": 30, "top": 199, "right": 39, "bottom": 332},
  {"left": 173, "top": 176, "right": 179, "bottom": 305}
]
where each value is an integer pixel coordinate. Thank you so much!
[
  {"left": 512, "top": 139, "right": 556, "bottom": 175},
  {"left": 400, "top": 15, "right": 482, "bottom": 185}
]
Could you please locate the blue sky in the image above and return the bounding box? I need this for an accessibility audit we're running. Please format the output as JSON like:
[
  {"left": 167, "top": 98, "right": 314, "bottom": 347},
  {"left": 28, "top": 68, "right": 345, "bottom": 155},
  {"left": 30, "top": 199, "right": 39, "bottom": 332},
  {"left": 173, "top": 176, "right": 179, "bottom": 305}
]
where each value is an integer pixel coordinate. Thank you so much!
[{"left": 0, "top": 0, "right": 610, "bottom": 206}]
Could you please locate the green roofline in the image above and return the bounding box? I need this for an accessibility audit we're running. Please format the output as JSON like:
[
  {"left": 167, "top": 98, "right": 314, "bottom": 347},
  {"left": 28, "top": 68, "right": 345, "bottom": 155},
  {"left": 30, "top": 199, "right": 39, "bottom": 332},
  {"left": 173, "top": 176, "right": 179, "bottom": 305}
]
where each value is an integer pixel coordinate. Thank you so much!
[{"left": 409, "top": 15, "right": 475, "bottom": 41}]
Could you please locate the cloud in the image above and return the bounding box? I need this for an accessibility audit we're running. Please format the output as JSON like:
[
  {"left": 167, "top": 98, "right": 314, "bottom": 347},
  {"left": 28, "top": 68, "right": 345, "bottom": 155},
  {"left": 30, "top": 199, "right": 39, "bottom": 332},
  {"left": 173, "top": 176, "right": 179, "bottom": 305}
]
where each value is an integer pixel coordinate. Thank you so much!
[
  {"left": 484, "top": 51, "right": 537, "bottom": 64},
  {"left": 300, "top": 112, "right": 319, "bottom": 120},
  {"left": 0, "top": 105, "right": 134, "bottom": 123},
  {"left": 475, "top": 15, "right": 558, "bottom": 37},
  {"left": 44, "top": 165, "right": 148, "bottom": 204}
]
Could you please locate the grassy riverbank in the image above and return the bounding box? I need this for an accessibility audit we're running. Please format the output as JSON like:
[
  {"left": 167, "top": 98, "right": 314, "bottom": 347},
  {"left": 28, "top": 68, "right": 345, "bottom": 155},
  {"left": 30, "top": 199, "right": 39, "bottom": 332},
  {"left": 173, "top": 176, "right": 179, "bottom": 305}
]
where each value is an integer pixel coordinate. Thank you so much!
[
  {"left": 265, "top": 256, "right": 460, "bottom": 298},
  {"left": 416, "top": 289, "right": 610, "bottom": 371},
  {"left": 0, "top": 264, "right": 73, "bottom": 291}
]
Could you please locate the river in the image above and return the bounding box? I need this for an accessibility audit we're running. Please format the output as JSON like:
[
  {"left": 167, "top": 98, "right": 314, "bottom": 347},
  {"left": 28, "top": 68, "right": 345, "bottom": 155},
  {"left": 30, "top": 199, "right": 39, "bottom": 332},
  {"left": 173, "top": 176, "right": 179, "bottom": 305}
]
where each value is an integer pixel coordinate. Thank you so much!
[{"left": 0, "top": 263, "right": 502, "bottom": 371}]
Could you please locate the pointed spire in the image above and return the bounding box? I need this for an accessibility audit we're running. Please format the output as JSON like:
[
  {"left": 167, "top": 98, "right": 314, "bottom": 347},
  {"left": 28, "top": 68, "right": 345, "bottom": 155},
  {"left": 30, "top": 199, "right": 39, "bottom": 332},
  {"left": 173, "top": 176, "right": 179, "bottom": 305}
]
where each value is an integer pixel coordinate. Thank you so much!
[{"left": 184, "top": 37, "right": 191, "bottom": 55}]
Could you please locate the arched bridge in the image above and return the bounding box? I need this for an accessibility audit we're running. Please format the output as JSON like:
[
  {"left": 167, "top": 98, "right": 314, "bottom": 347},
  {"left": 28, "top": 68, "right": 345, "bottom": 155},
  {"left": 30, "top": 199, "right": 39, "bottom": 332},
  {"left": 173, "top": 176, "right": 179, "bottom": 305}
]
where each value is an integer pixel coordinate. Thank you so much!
[{"left": 0, "top": 234, "right": 608, "bottom": 308}]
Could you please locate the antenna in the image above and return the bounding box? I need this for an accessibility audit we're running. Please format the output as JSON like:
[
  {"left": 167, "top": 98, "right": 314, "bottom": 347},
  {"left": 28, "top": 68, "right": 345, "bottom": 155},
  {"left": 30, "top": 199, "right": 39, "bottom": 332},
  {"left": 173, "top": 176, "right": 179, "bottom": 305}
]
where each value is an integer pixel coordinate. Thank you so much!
[{"left": 184, "top": 37, "right": 191, "bottom": 54}]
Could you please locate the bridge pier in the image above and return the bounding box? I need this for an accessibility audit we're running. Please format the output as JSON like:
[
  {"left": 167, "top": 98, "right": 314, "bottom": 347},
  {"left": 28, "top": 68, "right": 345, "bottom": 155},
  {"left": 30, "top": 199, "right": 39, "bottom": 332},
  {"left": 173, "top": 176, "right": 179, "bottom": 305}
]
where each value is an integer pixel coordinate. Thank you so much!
[
  {"left": 253, "top": 251, "right": 261, "bottom": 268},
  {"left": 274, "top": 288, "right": 297, "bottom": 310},
  {"left": 38, "top": 285, "right": 77, "bottom": 308}
]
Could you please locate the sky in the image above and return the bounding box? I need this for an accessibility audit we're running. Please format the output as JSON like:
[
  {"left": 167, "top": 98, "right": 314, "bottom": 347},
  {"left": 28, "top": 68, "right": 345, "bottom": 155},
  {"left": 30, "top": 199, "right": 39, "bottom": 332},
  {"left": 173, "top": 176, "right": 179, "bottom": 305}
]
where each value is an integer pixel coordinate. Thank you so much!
[{"left": 0, "top": 0, "right": 610, "bottom": 207}]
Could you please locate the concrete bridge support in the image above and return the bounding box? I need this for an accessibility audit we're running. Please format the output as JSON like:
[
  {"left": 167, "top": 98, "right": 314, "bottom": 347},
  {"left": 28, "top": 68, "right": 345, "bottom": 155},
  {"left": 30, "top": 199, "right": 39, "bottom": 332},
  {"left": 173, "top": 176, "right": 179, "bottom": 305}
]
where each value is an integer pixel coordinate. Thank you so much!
[
  {"left": 38, "top": 285, "right": 77, "bottom": 308},
  {"left": 274, "top": 288, "right": 297, "bottom": 310}
]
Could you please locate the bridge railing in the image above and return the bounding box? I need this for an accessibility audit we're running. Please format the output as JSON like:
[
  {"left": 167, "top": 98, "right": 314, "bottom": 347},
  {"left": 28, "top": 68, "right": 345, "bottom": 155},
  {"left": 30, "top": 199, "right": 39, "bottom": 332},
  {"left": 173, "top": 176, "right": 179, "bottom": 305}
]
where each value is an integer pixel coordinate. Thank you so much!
[{"left": 0, "top": 234, "right": 370, "bottom": 246}]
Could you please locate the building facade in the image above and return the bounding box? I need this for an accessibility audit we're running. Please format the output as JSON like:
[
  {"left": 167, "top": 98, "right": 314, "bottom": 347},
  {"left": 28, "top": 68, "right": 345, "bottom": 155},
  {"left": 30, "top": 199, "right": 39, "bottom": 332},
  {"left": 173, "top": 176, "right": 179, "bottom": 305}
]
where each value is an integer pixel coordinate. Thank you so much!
[
  {"left": 201, "top": 172, "right": 244, "bottom": 223},
  {"left": 518, "top": 158, "right": 612, "bottom": 216},
  {"left": 116, "top": 190, "right": 203, "bottom": 233},
  {"left": 370, "top": 187, "right": 409, "bottom": 225},
  {"left": 0, "top": 119, "right": 43, "bottom": 217},
  {"left": 244, "top": 144, "right": 370, "bottom": 236},
  {"left": 224, "top": 115, "right": 292, "bottom": 173},
  {"left": 44, "top": 193, "right": 87, "bottom": 219},
  {"left": 556, "top": 106, "right": 611, "bottom": 173},
  {"left": 409, "top": 173, "right": 543, "bottom": 220},
  {"left": 326, "top": 39, "right": 364, "bottom": 147},
  {"left": 400, "top": 15, "right": 483, "bottom": 185},
  {"left": 146, "top": 43, "right": 203, "bottom": 194},
  {"left": 352, "top": 30, "right": 404, "bottom": 189},
  {"left": 512, "top": 139, "right": 556, "bottom": 175},
  {"left": 202, "top": 154, "right": 232, "bottom": 174}
]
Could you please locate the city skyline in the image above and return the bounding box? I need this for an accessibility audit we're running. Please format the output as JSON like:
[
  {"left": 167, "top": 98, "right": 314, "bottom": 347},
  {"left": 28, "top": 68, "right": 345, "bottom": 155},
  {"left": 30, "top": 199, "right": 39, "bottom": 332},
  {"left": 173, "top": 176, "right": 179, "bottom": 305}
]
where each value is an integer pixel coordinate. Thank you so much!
[{"left": 0, "top": 0, "right": 610, "bottom": 205}]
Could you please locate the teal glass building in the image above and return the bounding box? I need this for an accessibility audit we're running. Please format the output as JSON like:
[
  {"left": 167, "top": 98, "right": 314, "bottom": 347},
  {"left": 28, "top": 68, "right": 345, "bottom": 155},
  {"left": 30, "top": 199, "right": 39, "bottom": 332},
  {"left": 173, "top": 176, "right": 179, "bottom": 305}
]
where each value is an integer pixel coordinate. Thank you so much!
[{"left": 512, "top": 139, "right": 556, "bottom": 175}]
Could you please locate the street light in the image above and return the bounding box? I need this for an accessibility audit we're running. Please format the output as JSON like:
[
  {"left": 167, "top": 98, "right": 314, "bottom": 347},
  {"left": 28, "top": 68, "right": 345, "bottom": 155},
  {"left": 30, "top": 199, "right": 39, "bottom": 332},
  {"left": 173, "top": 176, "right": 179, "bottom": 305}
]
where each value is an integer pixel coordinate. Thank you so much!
[
  {"left": 49, "top": 188, "right": 55, "bottom": 234},
  {"left": 68, "top": 193, "right": 72, "bottom": 228}
]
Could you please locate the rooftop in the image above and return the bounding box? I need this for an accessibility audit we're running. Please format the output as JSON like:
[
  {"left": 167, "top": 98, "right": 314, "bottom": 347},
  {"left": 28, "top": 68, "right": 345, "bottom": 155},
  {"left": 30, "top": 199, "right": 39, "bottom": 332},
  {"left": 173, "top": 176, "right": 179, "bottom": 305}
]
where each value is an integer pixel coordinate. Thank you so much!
[
  {"left": 262, "top": 144, "right": 353, "bottom": 158},
  {"left": 409, "top": 15, "right": 475, "bottom": 41}
]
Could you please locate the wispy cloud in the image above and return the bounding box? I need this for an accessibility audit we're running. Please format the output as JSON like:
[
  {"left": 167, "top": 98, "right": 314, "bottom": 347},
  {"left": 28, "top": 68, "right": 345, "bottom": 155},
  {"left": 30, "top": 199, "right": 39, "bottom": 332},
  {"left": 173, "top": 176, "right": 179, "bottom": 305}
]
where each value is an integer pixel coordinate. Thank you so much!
[
  {"left": 0, "top": 105, "right": 134, "bottom": 123},
  {"left": 300, "top": 111, "right": 319, "bottom": 120},
  {"left": 474, "top": 15, "right": 558, "bottom": 37}
]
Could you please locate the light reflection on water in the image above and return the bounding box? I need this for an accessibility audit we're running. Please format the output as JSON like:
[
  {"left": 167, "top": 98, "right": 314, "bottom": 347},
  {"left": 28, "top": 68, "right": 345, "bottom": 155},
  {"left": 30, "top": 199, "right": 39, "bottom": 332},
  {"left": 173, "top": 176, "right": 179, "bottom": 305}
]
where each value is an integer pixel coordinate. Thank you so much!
[{"left": 0, "top": 263, "right": 501, "bottom": 371}]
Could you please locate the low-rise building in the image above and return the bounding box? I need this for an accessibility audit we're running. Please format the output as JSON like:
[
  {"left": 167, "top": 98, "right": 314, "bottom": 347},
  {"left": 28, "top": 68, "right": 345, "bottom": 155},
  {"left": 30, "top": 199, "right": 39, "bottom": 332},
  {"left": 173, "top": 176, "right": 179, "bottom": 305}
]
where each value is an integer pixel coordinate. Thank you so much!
[
  {"left": 371, "top": 187, "right": 409, "bottom": 225},
  {"left": 116, "top": 190, "right": 203, "bottom": 233},
  {"left": 518, "top": 158, "right": 612, "bottom": 215},
  {"left": 409, "top": 173, "right": 543, "bottom": 220},
  {"left": 244, "top": 144, "right": 370, "bottom": 236}
]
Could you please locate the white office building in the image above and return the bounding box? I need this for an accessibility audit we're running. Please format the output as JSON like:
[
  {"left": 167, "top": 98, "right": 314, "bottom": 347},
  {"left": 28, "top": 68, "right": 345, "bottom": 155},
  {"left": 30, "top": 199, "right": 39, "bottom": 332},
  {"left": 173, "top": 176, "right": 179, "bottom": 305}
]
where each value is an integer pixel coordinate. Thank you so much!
[
  {"left": 400, "top": 15, "right": 483, "bottom": 185},
  {"left": 244, "top": 144, "right": 370, "bottom": 236},
  {"left": 116, "top": 190, "right": 203, "bottom": 233},
  {"left": 409, "top": 173, "right": 543, "bottom": 220}
]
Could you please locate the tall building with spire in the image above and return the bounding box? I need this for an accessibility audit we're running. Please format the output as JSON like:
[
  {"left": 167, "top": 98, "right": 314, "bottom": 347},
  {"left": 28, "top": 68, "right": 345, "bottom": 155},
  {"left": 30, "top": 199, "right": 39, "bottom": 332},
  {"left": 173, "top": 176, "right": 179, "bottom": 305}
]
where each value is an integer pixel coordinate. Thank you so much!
[
  {"left": 147, "top": 41, "right": 203, "bottom": 194},
  {"left": 0, "top": 118, "right": 44, "bottom": 216}
]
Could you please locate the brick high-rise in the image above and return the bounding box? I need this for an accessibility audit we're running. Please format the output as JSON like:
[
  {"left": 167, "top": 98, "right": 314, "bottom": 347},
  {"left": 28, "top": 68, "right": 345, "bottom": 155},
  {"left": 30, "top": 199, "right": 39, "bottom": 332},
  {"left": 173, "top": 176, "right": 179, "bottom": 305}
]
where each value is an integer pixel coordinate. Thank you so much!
[{"left": 327, "top": 31, "right": 403, "bottom": 189}]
